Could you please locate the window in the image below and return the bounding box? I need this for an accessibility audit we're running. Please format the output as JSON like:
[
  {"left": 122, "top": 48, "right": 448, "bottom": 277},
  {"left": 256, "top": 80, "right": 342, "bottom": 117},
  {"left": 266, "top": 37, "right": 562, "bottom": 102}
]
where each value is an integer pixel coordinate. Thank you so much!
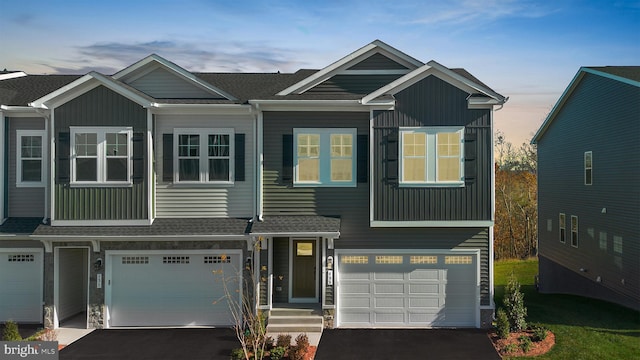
[
  {"left": 70, "top": 127, "right": 132, "bottom": 185},
  {"left": 410, "top": 256, "right": 438, "bottom": 264},
  {"left": 559, "top": 213, "right": 566, "bottom": 243},
  {"left": 613, "top": 236, "right": 623, "bottom": 254},
  {"left": 375, "top": 256, "right": 403, "bottom": 264},
  {"left": 341, "top": 256, "right": 368, "bottom": 264},
  {"left": 16, "top": 130, "right": 46, "bottom": 187},
  {"left": 599, "top": 232, "right": 607, "bottom": 250},
  {"left": 571, "top": 215, "right": 578, "bottom": 248},
  {"left": 174, "top": 128, "right": 234, "bottom": 183},
  {"left": 294, "top": 128, "right": 356, "bottom": 187},
  {"left": 584, "top": 151, "right": 592, "bottom": 185},
  {"left": 445, "top": 255, "right": 473, "bottom": 264},
  {"left": 399, "top": 127, "right": 464, "bottom": 186}
]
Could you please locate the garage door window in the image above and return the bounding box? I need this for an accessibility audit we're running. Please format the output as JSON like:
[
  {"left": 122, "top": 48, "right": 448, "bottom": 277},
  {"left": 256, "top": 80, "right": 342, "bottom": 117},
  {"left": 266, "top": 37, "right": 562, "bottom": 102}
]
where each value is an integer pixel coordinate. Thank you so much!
[
  {"left": 410, "top": 256, "right": 438, "bottom": 264},
  {"left": 8, "top": 254, "right": 35, "bottom": 262},
  {"left": 445, "top": 255, "right": 473, "bottom": 264},
  {"left": 163, "top": 256, "right": 190, "bottom": 264},
  {"left": 122, "top": 256, "right": 149, "bottom": 264},
  {"left": 341, "top": 256, "right": 368, "bottom": 264},
  {"left": 375, "top": 256, "right": 403, "bottom": 264},
  {"left": 205, "top": 255, "right": 231, "bottom": 264}
]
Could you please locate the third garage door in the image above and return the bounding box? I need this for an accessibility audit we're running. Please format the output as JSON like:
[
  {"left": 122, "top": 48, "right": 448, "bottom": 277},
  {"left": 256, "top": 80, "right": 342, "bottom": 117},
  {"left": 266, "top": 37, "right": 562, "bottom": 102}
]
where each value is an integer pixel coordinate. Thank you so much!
[{"left": 337, "top": 252, "right": 478, "bottom": 328}]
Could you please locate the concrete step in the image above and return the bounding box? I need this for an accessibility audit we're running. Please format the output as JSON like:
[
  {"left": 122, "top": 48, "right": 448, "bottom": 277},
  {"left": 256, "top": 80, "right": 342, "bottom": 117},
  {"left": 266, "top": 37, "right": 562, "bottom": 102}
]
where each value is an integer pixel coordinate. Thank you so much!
[
  {"left": 269, "top": 308, "right": 322, "bottom": 317},
  {"left": 267, "top": 316, "right": 323, "bottom": 325},
  {"left": 266, "top": 324, "right": 324, "bottom": 333}
]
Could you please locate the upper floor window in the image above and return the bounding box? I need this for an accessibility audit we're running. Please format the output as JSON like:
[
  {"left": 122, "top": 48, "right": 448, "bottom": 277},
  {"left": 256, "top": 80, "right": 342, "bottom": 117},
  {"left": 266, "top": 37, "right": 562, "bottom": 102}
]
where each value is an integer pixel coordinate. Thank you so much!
[
  {"left": 16, "top": 130, "right": 46, "bottom": 187},
  {"left": 571, "top": 215, "right": 578, "bottom": 248},
  {"left": 559, "top": 213, "right": 566, "bottom": 243},
  {"left": 584, "top": 151, "right": 592, "bottom": 185},
  {"left": 173, "top": 128, "right": 234, "bottom": 184},
  {"left": 293, "top": 128, "right": 356, "bottom": 187},
  {"left": 399, "top": 127, "right": 464, "bottom": 187},
  {"left": 70, "top": 127, "right": 132, "bottom": 185}
]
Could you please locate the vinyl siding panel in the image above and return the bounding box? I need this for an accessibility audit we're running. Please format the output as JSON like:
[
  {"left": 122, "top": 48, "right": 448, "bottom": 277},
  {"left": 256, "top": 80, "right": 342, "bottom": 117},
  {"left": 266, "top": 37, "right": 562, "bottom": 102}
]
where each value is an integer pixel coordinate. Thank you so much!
[
  {"left": 347, "top": 53, "right": 410, "bottom": 70},
  {"left": 537, "top": 72, "right": 640, "bottom": 305},
  {"left": 273, "top": 237, "right": 289, "bottom": 303},
  {"left": 128, "top": 67, "right": 222, "bottom": 99},
  {"left": 307, "top": 75, "right": 402, "bottom": 95},
  {"left": 154, "top": 114, "right": 254, "bottom": 218},
  {"left": 373, "top": 75, "right": 492, "bottom": 221},
  {"left": 7, "top": 118, "right": 46, "bottom": 217},
  {"left": 54, "top": 85, "right": 148, "bottom": 221}
]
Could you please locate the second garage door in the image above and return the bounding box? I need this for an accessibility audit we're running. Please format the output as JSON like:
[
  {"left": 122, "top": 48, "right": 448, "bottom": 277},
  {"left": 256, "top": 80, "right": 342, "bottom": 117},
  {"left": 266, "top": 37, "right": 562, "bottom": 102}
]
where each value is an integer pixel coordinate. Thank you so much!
[
  {"left": 337, "top": 252, "right": 479, "bottom": 328},
  {"left": 106, "top": 250, "right": 241, "bottom": 327},
  {"left": 0, "top": 248, "right": 43, "bottom": 323}
]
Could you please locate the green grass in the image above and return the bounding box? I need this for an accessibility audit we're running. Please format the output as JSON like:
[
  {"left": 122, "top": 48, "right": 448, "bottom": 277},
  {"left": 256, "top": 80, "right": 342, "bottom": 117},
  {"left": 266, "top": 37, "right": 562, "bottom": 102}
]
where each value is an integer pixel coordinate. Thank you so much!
[{"left": 495, "top": 258, "right": 640, "bottom": 360}]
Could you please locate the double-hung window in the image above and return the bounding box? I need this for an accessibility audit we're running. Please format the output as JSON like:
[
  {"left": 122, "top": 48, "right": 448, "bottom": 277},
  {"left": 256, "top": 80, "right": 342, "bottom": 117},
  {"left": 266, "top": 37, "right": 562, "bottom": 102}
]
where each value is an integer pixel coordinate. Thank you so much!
[
  {"left": 571, "top": 215, "right": 578, "bottom": 248},
  {"left": 174, "top": 128, "right": 234, "bottom": 184},
  {"left": 559, "top": 213, "right": 566, "bottom": 243},
  {"left": 399, "top": 127, "right": 464, "bottom": 186},
  {"left": 294, "top": 128, "right": 356, "bottom": 187},
  {"left": 70, "top": 127, "right": 132, "bottom": 185},
  {"left": 584, "top": 151, "right": 592, "bottom": 185},
  {"left": 16, "top": 130, "right": 46, "bottom": 187}
]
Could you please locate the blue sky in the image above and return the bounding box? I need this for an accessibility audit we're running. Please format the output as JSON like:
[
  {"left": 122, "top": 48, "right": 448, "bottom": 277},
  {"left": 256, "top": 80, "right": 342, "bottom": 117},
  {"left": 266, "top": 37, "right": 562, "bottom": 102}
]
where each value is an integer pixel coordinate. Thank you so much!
[{"left": 1, "top": 0, "right": 638, "bottom": 144}]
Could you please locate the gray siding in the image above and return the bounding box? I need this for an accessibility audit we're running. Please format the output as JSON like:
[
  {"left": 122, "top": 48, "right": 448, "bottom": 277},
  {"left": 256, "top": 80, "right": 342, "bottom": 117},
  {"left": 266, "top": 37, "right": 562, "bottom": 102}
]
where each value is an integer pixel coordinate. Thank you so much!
[
  {"left": 273, "top": 237, "right": 289, "bottom": 303},
  {"left": 263, "top": 111, "right": 491, "bottom": 305},
  {"left": 307, "top": 75, "right": 403, "bottom": 95},
  {"left": 537, "top": 72, "right": 640, "bottom": 305},
  {"left": 347, "top": 53, "right": 409, "bottom": 70},
  {"left": 128, "top": 67, "right": 222, "bottom": 99},
  {"left": 373, "top": 75, "right": 493, "bottom": 221},
  {"left": 54, "top": 85, "right": 148, "bottom": 221},
  {"left": 154, "top": 114, "right": 254, "bottom": 218},
  {"left": 8, "top": 118, "right": 45, "bottom": 217}
]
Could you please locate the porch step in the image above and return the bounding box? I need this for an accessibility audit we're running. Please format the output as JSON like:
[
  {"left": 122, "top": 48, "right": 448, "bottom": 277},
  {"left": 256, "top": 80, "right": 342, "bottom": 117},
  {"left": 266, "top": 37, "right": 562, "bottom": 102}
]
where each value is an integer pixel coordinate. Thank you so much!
[{"left": 266, "top": 308, "right": 324, "bottom": 335}]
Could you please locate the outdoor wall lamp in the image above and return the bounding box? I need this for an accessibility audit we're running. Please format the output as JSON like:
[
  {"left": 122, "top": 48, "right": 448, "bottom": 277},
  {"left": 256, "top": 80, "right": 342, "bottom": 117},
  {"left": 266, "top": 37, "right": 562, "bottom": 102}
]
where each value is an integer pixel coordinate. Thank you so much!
[
  {"left": 94, "top": 258, "right": 103, "bottom": 271},
  {"left": 327, "top": 256, "right": 334, "bottom": 270}
]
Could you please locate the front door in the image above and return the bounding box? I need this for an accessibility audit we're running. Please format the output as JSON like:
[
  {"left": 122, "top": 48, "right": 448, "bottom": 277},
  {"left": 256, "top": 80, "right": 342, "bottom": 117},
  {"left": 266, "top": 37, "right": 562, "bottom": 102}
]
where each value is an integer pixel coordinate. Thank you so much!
[{"left": 291, "top": 239, "right": 316, "bottom": 300}]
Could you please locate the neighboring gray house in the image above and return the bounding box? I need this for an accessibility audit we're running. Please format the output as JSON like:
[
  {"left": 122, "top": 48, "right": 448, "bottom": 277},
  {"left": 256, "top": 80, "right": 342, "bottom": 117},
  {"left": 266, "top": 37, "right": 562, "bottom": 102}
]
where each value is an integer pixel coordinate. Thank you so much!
[
  {"left": 0, "top": 40, "right": 506, "bottom": 330},
  {"left": 532, "top": 66, "right": 640, "bottom": 311}
]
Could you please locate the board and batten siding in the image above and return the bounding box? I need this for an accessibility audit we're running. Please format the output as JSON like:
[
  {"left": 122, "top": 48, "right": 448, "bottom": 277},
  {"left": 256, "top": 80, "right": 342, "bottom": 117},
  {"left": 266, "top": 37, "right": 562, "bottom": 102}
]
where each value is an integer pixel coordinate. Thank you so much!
[
  {"left": 154, "top": 114, "right": 254, "bottom": 218},
  {"left": 126, "top": 67, "right": 221, "bottom": 99},
  {"left": 8, "top": 117, "right": 46, "bottom": 217},
  {"left": 54, "top": 85, "right": 149, "bottom": 221},
  {"left": 373, "top": 75, "right": 493, "bottom": 222},
  {"left": 537, "top": 72, "right": 640, "bottom": 304}
]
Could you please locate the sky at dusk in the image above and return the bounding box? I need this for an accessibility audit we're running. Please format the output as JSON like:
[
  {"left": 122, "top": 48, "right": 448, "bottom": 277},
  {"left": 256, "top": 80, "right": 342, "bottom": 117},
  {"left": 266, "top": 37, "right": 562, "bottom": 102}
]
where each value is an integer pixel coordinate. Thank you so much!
[{"left": 1, "top": 0, "right": 638, "bottom": 145}]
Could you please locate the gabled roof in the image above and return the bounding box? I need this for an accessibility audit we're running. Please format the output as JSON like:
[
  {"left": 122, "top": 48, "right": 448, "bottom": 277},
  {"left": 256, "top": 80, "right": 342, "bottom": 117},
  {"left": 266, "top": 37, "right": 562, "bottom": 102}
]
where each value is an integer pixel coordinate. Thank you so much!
[
  {"left": 277, "top": 40, "right": 423, "bottom": 96},
  {"left": 532, "top": 66, "right": 640, "bottom": 144},
  {"left": 113, "top": 54, "right": 237, "bottom": 101},
  {"left": 0, "top": 75, "right": 80, "bottom": 106},
  {"left": 29, "top": 71, "right": 154, "bottom": 109},
  {"left": 362, "top": 60, "right": 506, "bottom": 105}
]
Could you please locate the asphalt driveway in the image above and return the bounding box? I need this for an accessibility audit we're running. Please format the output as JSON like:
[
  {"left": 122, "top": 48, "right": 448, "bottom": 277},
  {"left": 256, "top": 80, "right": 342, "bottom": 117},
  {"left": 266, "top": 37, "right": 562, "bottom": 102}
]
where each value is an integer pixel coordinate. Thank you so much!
[
  {"left": 315, "top": 329, "right": 501, "bottom": 360},
  {"left": 59, "top": 328, "right": 239, "bottom": 360}
]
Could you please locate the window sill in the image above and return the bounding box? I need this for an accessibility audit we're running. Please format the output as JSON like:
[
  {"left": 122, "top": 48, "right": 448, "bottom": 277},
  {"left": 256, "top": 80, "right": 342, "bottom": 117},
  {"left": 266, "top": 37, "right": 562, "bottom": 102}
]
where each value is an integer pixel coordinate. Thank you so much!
[
  {"left": 16, "top": 182, "right": 46, "bottom": 188},
  {"left": 399, "top": 182, "right": 465, "bottom": 188},
  {"left": 294, "top": 182, "right": 357, "bottom": 188},
  {"left": 166, "top": 181, "right": 235, "bottom": 188},
  {"left": 70, "top": 182, "right": 133, "bottom": 188}
]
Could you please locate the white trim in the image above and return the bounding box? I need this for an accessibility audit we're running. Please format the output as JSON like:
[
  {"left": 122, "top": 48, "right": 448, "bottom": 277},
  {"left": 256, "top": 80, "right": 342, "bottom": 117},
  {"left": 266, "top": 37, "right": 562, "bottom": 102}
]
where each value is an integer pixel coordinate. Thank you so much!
[
  {"left": 288, "top": 237, "right": 320, "bottom": 303},
  {"left": 250, "top": 231, "right": 340, "bottom": 238},
  {"left": 50, "top": 219, "right": 153, "bottom": 226},
  {"left": 277, "top": 40, "right": 423, "bottom": 96},
  {"left": 49, "top": 107, "right": 56, "bottom": 222},
  {"left": 256, "top": 107, "right": 264, "bottom": 219},
  {"left": 0, "top": 112, "right": 4, "bottom": 222},
  {"left": 0, "top": 106, "right": 45, "bottom": 116},
  {"left": 0, "top": 248, "right": 44, "bottom": 324},
  {"left": 369, "top": 109, "right": 375, "bottom": 227},
  {"left": 147, "top": 111, "right": 154, "bottom": 220},
  {"left": 150, "top": 103, "right": 253, "bottom": 115},
  {"left": 0, "top": 71, "right": 27, "bottom": 80},
  {"left": 249, "top": 99, "right": 367, "bottom": 112},
  {"left": 70, "top": 126, "right": 133, "bottom": 186},
  {"left": 16, "top": 130, "right": 47, "bottom": 187},
  {"left": 173, "top": 127, "right": 235, "bottom": 184},
  {"left": 33, "top": 234, "right": 249, "bottom": 241},
  {"left": 370, "top": 220, "right": 493, "bottom": 227},
  {"left": 53, "top": 246, "right": 90, "bottom": 329},
  {"left": 112, "top": 54, "right": 237, "bottom": 101}
]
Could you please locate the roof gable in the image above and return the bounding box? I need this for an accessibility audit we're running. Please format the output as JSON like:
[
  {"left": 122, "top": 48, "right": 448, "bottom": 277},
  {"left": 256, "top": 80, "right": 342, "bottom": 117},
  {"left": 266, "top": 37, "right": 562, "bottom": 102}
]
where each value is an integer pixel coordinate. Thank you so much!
[
  {"left": 532, "top": 66, "right": 640, "bottom": 143},
  {"left": 277, "top": 40, "right": 423, "bottom": 96},
  {"left": 113, "top": 54, "right": 237, "bottom": 100}
]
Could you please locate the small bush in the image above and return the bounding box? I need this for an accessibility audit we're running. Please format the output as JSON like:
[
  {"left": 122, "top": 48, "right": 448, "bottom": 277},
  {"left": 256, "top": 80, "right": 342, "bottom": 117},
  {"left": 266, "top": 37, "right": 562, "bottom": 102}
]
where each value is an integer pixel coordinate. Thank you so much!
[
  {"left": 503, "top": 343, "right": 519, "bottom": 354},
  {"left": 519, "top": 335, "right": 533, "bottom": 353},
  {"left": 2, "top": 320, "right": 22, "bottom": 341},
  {"left": 275, "top": 334, "right": 292, "bottom": 348},
  {"left": 230, "top": 347, "right": 245, "bottom": 360},
  {"left": 496, "top": 308, "right": 510, "bottom": 339},
  {"left": 269, "top": 346, "right": 287, "bottom": 360},
  {"left": 289, "top": 333, "right": 310, "bottom": 360},
  {"left": 503, "top": 275, "right": 527, "bottom": 331},
  {"left": 530, "top": 323, "right": 548, "bottom": 342}
]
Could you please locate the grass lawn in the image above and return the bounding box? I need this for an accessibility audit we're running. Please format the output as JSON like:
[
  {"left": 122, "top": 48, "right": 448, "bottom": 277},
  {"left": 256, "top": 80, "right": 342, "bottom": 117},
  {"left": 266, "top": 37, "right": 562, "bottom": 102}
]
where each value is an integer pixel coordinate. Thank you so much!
[{"left": 495, "top": 258, "right": 640, "bottom": 359}]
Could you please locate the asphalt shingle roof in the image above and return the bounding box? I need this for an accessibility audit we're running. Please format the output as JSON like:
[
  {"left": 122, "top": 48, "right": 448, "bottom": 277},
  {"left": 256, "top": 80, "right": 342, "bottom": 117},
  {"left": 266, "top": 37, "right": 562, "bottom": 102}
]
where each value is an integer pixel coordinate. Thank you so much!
[
  {"left": 251, "top": 215, "right": 341, "bottom": 234},
  {"left": 586, "top": 66, "right": 640, "bottom": 83},
  {"left": 33, "top": 218, "right": 251, "bottom": 237},
  {"left": 0, "top": 218, "right": 43, "bottom": 235},
  {"left": 0, "top": 75, "right": 80, "bottom": 106}
]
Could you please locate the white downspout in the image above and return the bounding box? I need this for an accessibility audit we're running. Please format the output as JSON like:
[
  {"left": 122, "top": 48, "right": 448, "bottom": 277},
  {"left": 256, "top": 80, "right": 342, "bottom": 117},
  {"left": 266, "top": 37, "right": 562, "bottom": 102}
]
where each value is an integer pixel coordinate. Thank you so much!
[{"left": 0, "top": 110, "right": 5, "bottom": 224}]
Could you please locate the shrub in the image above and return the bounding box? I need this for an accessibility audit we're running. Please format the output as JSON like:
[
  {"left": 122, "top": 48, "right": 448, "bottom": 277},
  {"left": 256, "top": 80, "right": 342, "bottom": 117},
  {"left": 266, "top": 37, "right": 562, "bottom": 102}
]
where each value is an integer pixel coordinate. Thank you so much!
[
  {"left": 503, "top": 275, "right": 527, "bottom": 331},
  {"left": 2, "top": 320, "right": 21, "bottom": 341},
  {"left": 503, "top": 343, "right": 519, "bottom": 354},
  {"left": 230, "top": 348, "right": 245, "bottom": 360},
  {"left": 289, "top": 333, "right": 310, "bottom": 360},
  {"left": 275, "top": 334, "right": 291, "bottom": 348},
  {"left": 530, "top": 323, "right": 548, "bottom": 342},
  {"left": 268, "top": 346, "right": 287, "bottom": 360},
  {"left": 519, "top": 335, "right": 533, "bottom": 353},
  {"left": 495, "top": 308, "right": 510, "bottom": 339}
]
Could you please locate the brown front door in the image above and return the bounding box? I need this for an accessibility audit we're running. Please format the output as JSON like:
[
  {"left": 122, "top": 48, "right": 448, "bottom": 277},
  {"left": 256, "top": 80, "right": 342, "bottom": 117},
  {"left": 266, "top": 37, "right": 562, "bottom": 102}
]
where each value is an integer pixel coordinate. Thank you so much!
[{"left": 292, "top": 240, "right": 315, "bottom": 299}]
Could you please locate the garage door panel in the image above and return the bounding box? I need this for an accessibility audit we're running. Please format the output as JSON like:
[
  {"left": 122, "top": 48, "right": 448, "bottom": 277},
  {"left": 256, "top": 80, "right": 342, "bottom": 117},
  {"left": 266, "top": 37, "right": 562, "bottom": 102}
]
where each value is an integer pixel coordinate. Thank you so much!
[
  {"left": 409, "top": 283, "right": 439, "bottom": 295},
  {"left": 373, "top": 283, "right": 404, "bottom": 294},
  {"left": 408, "top": 269, "right": 439, "bottom": 280},
  {"left": 374, "top": 312, "right": 405, "bottom": 324},
  {"left": 373, "top": 272, "right": 404, "bottom": 280},
  {"left": 408, "top": 297, "right": 441, "bottom": 308},
  {"left": 374, "top": 297, "right": 404, "bottom": 308},
  {"left": 0, "top": 250, "right": 43, "bottom": 323}
]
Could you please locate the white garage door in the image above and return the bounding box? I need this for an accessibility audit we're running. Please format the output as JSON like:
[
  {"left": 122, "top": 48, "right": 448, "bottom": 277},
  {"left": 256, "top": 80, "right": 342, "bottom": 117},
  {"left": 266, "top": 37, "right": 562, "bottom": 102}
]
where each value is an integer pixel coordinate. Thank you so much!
[
  {"left": 106, "top": 250, "right": 241, "bottom": 327},
  {"left": 0, "top": 248, "right": 43, "bottom": 323},
  {"left": 337, "top": 252, "right": 478, "bottom": 328}
]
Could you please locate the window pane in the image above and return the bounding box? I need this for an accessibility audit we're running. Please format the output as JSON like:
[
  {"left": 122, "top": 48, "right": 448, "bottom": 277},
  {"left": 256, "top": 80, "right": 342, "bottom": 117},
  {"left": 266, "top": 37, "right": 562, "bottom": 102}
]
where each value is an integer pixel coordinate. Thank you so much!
[
  {"left": 298, "top": 158, "right": 319, "bottom": 181},
  {"left": 297, "top": 134, "right": 320, "bottom": 157},
  {"left": 438, "top": 157, "right": 460, "bottom": 181},
  {"left": 403, "top": 158, "right": 426, "bottom": 182},
  {"left": 106, "top": 158, "right": 128, "bottom": 181},
  {"left": 179, "top": 159, "right": 199, "bottom": 181},
  {"left": 76, "top": 158, "right": 97, "bottom": 181},
  {"left": 331, "top": 159, "right": 352, "bottom": 181},
  {"left": 22, "top": 160, "right": 41, "bottom": 182},
  {"left": 208, "top": 159, "right": 229, "bottom": 181},
  {"left": 21, "top": 136, "right": 42, "bottom": 158},
  {"left": 106, "top": 133, "right": 128, "bottom": 156},
  {"left": 403, "top": 133, "right": 426, "bottom": 156},
  {"left": 331, "top": 134, "right": 352, "bottom": 157},
  {"left": 75, "top": 133, "right": 97, "bottom": 156},
  {"left": 208, "top": 134, "right": 230, "bottom": 157},
  {"left": 437, "top": 132, "right": 461, "bottom": 181},
  {"left": 178, "top": 135, "right": 199, "bottom": 157}
]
